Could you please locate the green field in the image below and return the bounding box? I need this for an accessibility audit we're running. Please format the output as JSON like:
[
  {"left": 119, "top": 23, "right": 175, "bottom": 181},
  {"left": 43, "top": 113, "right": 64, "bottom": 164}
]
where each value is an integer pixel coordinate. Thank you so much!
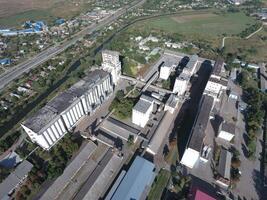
[{"left": 131, "top": 12, "right": 257, "bottom": 38}]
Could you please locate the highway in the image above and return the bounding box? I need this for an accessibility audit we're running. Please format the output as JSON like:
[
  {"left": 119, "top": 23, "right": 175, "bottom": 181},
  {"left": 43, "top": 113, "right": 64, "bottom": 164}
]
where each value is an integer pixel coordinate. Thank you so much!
[{"left": 0, "top": 0, "right": 146, "bottom": 91}]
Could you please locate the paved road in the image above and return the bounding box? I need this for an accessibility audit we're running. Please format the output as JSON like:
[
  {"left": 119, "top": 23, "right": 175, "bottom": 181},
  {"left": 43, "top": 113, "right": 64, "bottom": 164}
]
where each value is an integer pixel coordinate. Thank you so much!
[{"left": 0, "top": 0, "right": 146, "bottom": 91}]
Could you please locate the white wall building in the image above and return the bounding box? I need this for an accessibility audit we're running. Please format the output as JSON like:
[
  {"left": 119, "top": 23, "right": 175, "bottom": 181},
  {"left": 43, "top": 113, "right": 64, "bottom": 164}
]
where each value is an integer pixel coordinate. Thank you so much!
[
  {"left": 132, "top": 95, "right": 154, "bottom": 128},
  {"left": 22, "top": 70, "right": 113, "bottom": 150},
  {"left": 172, "top": 74, "right": 189, "bottom": 95},
  {"left": 102, "top": 50, "right": 121, "bottom": 85},
  {"left": 159, "top": 65, "right": 172, "bottom": 80}
]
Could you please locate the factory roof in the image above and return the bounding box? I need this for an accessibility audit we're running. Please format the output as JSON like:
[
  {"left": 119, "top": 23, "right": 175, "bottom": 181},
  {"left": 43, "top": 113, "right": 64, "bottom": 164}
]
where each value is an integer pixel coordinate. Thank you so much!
[
  {"left": 212, "top": 58, "right": 224, "bottom": 76},
  {"left": 23, "top": 69, "right": 110, "bottom": 133},
  {"left": 110, "top": 156, "right": 155, "bottom": 200},
  {"left": 217, "top": 149, "right": 232, "bottom": 180},
  {"left": 188, "top": 95, "right": 214, "bottom": 152},
  {"left": 133, "top": 95, "right": 154, "bottom": 114},
  {"left": 0, "top": 160, "right": 33, "bottom": 199},
  {"left": 221, "top": 122, "right": 235, "bottom": 135}
]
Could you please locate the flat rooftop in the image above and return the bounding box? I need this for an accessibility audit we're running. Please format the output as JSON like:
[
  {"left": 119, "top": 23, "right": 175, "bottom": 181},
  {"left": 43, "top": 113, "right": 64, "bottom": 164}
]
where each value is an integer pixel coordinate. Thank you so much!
[
  {"left": 188, "top": 95, "right": 214, "bottom": 152},
  {"left": 133, "top": 95, "right": 154, "bottom": 114},
  {"left": 100, "top": 117, "right": 140, "bottom": 141},
  {"left": 23, "top": 69, "right": 109, "bottom": 133}
]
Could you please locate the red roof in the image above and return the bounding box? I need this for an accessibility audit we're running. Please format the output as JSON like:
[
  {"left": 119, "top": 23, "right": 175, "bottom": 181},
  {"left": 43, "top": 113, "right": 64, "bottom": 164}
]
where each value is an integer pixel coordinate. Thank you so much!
[{"left": 195, "top": 190, "right": 216, "bottom": 200}]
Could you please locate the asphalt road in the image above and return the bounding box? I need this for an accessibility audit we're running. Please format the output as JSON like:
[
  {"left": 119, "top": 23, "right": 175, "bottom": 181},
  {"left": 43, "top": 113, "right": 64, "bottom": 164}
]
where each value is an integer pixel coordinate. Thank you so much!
[{"left": 0, "top": 0, "right": 146, "bottom": 91}]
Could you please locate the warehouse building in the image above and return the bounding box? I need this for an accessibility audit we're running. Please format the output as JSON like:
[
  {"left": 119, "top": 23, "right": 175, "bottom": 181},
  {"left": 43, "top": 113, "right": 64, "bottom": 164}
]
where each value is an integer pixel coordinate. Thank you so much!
[
  {"left": 132, "top": 95, "right": 155, "bottom": 128},
  {"left": 22, "top": 69, "right": 113, "bottom": 150},
  {"left": 102, "top": 50, "right": 121, "bottom": 85},
  {"left": 106, "top": 156, "right": 155, "bottom": 200},
  {"left": 181, "top": 95, "right": 214, "bottom": 169}
]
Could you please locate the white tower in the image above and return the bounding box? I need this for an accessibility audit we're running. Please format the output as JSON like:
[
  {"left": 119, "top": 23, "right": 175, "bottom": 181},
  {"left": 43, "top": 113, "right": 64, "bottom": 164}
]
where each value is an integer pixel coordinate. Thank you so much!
[{"left": 101, "top": 50, "right": 121, "bottom": 85}]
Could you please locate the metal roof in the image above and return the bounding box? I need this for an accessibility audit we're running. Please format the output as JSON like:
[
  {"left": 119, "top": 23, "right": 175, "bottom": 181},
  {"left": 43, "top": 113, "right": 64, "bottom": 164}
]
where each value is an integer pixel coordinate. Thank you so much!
[
  {"left": 0, "top": 160, "right": 33, "bottom": 199},
  {"left": 188, "top": 95, "right": 214, "bottom": 152},
  {"left": 110, "top": 156, "right": 155, "bottom": 200}
]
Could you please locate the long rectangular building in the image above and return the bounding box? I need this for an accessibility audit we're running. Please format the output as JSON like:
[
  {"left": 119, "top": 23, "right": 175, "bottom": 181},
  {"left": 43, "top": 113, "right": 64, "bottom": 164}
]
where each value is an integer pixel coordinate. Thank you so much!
[
  {"left": 22, "top": 69, "right": 113, "bottom": 150},
  {"left": 181, "top": 95, "right": 214, "bottom": 169}
]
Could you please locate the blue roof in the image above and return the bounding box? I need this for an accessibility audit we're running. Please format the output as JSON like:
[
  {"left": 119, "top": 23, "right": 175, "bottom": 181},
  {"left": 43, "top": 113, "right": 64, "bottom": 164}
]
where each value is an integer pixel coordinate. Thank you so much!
[
  {"left": 0, "top": 58, "right": 11, "bottom": 65},
  {"left": 111, "top": 156, "right": 155, "bottom": 200},
  {"left": 56, "top": 19, "right": 65, "bottom": 25}
]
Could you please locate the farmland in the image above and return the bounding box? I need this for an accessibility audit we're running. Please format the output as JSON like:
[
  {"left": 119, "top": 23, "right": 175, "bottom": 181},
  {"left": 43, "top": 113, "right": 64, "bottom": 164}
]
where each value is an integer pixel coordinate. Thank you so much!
[
  {"left": 130, "top": 11, "right": 257, "bottom": 39},
  {"left": 0, "top": 0, "right": 95, "bottom": 27}
]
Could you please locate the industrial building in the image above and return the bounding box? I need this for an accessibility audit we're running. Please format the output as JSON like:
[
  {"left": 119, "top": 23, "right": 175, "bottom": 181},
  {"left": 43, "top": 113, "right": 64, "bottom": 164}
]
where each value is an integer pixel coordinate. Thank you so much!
[
  {"left": 105, "top": 156, "right": 155, "bottom": 200},
  {"left": 0, "top": 160, "right": 33, "bottom": 200},
  {"left": 102, "top": 50, "right": 121, "bottom": 85},
  {"left": 180, "top": 95, "right": 214, "bottom": 169},
  {"left": 22, "top": 69, "right": 114, "bottom": 150},
  {"left": 132, "top": 95, "right": 155, "bottom": 128}
]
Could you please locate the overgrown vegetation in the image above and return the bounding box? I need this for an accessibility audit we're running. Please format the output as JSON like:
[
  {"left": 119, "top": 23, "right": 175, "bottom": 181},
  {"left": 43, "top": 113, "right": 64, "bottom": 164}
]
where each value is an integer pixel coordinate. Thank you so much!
[
  {"left": 15, "top": 134, "right": 82, "bottom": 199},
  {"left": 109, "top": 90, "right": 139, "bottom": 120},
  {"left": 237, "top": 69, "right": 267, "bottom": 158}
]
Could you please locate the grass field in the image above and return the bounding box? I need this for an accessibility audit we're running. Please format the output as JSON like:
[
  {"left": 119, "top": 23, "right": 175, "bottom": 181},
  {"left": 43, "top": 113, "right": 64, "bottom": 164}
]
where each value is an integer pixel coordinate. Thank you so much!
[
  {"left": 0, "top": 0, "right": 94, "bottom": 27},
  {"left": 147, "top": 169, "right": 171, "bottom": 200},
  {"left": 224, "top": 27, "right": 267, "bottom": 62},
  {"left": 131, "top": 12, "right": 257, "bottom": 39}
]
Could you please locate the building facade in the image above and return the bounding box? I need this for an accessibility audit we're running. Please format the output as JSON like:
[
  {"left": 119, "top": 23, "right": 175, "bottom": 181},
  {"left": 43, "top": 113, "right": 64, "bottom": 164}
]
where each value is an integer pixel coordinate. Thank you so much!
[
  {"left": 22, "top": 70, "right": 113, "bottom": 150},
  {"left": 102, "top": 50, "right": 121, "bottom": 85}
]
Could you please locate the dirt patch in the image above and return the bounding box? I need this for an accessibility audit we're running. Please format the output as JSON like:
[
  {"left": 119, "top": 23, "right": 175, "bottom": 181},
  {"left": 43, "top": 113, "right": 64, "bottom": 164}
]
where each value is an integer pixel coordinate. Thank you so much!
[{"left": 171, "top": 13, "right": 217, "bottom": 23}]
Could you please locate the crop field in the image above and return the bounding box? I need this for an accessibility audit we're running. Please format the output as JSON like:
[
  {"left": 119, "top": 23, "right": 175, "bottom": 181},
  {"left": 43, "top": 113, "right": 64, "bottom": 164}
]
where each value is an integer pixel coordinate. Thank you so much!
[
  {"left": 0, "top": 0, "right": 94, "bottom": 27},
  {"left": 131, "top": 12, "right": 257, "bottom": 39}
]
